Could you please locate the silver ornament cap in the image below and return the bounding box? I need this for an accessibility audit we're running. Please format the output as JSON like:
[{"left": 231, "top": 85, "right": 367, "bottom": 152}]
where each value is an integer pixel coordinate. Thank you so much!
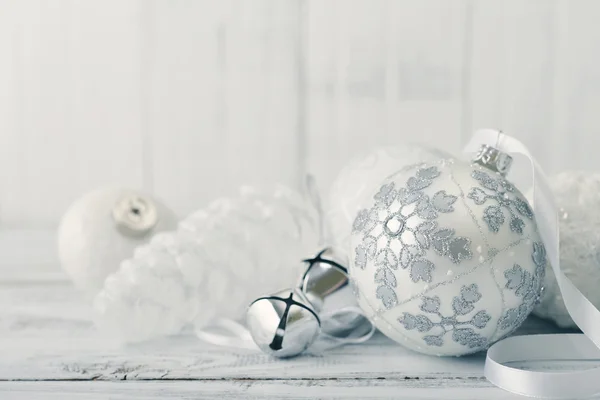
[
  {"left": 246, "top": 289, "right": 320, "bottom": 358},
  {"left": 112, "top": 193, "right": 159, "bottom": 237},
  {"left": 472, "top": 144, "right": 513, "bottom": 176}
]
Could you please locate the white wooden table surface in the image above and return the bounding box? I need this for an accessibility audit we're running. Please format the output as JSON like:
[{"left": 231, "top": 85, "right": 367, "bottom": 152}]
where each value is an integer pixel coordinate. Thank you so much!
[{"left": 0, "top": 231, "right": 589, "bottom": 399}]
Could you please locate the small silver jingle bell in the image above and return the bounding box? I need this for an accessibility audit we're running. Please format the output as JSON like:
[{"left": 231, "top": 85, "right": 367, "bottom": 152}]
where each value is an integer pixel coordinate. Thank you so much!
[
  {"left": 299, "top": 248, "right": 371, "bottom": 339},
  {"left": 246, "top": 288, "right": 320, "bottom": 358},
  {"left": 246, "top": 248, "right": 374, "bottom": 358}
]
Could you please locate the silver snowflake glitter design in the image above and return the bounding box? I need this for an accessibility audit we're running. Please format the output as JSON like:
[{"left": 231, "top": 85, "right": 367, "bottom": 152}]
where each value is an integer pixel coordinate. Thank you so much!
[
  {"left": 352, "top": 166, "right": 473, "bottom": 310},
  {"left": 498, "top": 242, "right": 546, "bottom": 331},
  {"left": 398, "top": 284, "right": 490, "bottom": 349},
  {"left": 467, "top": 170, "right": 533, "bottom": 235}
]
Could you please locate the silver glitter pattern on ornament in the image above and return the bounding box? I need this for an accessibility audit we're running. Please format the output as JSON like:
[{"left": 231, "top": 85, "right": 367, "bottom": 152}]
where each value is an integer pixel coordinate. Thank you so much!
[
  {"left": 325, "top": 144, "right": 451, "bottom": 252},
  {"left": 467, "top": 170, "right": 534, "bottom": 235},
  {"left": 349, "top": 150, "right": 547, "bottom": 356},
  {"left": 352, "top": 166, "right": 473, "bottom": 309},
  {"left": 398, "top": 283, "right": 490, "bottom": 349},
  {"left": 498, "top": 242, "right": 546, "bottom": 331}
]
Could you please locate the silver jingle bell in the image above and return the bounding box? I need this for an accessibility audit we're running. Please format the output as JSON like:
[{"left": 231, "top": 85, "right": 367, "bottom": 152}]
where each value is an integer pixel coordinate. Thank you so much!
[
  {"left": 299, "top": 248, "right": 371, "bottom": 339},
  {"left": 246, "top": 288, "right": 320, "bottom": 358},
  {"left": 247, "top": 248, "right": 374, "bottom": 358}
]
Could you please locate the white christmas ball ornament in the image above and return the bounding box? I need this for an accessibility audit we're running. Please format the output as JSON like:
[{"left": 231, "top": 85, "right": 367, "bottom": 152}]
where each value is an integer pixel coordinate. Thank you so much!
[
  {"left": 534, "top": 171, "right": 600, "bottom": 328},
  {"left": 58, "top": 187, "right": 177, "bottom": 295},
  {"left": 326, "top": 145, "right": 449, "bottom": 251},
  {"left": 350, "top": 153, "right": 546, "bottom": 356}
]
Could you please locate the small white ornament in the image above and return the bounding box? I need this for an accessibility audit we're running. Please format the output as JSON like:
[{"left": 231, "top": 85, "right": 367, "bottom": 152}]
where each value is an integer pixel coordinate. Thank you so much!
[
  {"left": 326, "top": 145, "right": 449, "bottom": 252},
  {"left": 350, "top": 155, "right": 546, "bottom": 356},
  {"left": 57, "top": 187, "right": 177, "bottom": 296},
  {"left": 533, "top": 171, "right": 600, "bottom": 328},
  {"left": 94, "top": 186, "right": 321, "bottom": 343}
]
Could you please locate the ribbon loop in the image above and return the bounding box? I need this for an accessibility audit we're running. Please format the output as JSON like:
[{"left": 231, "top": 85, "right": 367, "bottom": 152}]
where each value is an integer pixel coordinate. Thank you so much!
[{"left": 466, "top": 129, "right": 600, "bottom": 398}]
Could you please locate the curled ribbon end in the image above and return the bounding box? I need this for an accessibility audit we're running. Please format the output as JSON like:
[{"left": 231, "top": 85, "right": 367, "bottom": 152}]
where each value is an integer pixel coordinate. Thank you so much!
[{"left": 465, "top": 129, "right": 600, "bottom": 399}]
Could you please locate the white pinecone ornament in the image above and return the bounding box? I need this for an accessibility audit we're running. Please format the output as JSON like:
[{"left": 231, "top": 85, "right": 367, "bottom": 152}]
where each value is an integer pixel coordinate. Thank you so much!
[{"left": 94, "top": 186, "right": 320, "bottom": 343}]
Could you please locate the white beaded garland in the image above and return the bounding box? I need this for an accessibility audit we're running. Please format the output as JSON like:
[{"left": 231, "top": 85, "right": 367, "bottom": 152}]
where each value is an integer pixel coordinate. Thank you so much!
[{"left": 350, "top": 158, "right": 546, "bottom": 356}]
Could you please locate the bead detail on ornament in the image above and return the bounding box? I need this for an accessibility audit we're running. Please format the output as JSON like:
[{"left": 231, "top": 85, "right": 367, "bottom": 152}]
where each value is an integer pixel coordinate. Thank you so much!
[
  {"left": 383, "top": 214, "right": 405, "bottom": 237},
  {"left": 468, "top": 170, "right": 533, "bottom": 235},
  {"left": 397, "top": 283, "right": 490, "bottom": 350}
]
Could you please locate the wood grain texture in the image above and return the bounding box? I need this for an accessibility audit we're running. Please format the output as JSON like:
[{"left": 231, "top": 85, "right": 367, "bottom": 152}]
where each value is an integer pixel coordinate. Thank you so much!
[
  {"left": 0, "top": 276, "right": 571, "bottom": 384},
  {"left": 0, "top": 0, "right": 72, "bottom": 227},
  {"left": 0, "top": 234, "right": 584, "bottom": 398},
  {"left": 550, "top": 0, "right": 600, "bottom": 173},
  {"left": 0, "top": 229, "right": 59, "bottom": 281},
  {"left": 3, "top": 1, "right": 600, "bottom": 226},
  {"left": 147, "top": 0, "right": 303, "bottom": 216},
  {"left": 0, "top": 277, "right": 584, "bottom": 399},
  {"left": 0, "top": 380, "right": 532, "bottom": 400},
  {"left": 0, "top": 0, "right": 145, "bottom": 228},
  {"left": 468, "top": 0, "right": 564, "bottom": 175},
  {"left": 0, "top": 1, "right": 19, "bottom": 227},
  {"left": 306, "top": 0, "right": 469, "bottom": 191},
  {"left": 3, "top": 2, "right": 600, "bottom": 397}
]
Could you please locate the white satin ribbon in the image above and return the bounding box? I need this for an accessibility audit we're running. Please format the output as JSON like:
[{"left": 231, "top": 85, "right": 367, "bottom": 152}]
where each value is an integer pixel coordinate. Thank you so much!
[
  {"left": 195, "top": 318, "right": 259, "bottom": 350},
  {"left": 465, "top": 129, "right": 600, "bottom": 398}
]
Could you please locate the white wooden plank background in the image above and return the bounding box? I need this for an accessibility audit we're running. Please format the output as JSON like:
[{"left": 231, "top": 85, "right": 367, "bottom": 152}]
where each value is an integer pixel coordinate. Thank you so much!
[
  {"left": 0, "top": 381, "right": 531, "bottom": 400},
  {"left": 147, "top": 0, "right": 304, "bottom": 215},
  {"left": 306, "top": 0, "right": 469, "bottom": 189},
  {"left": 1, "top": 3, "right": 599, "bottom": 395},
  {"left": 2, "top": 0, "right": 600, "bottom": 227},
  {"left": 0, "top": 271, "right": 579, "bottom": 399},
  {"left": 0, "top": 0, "right": 146, "bottom": 228},
  {"left": 2, "top": 3, "right": 600, "bottom": 396}
]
